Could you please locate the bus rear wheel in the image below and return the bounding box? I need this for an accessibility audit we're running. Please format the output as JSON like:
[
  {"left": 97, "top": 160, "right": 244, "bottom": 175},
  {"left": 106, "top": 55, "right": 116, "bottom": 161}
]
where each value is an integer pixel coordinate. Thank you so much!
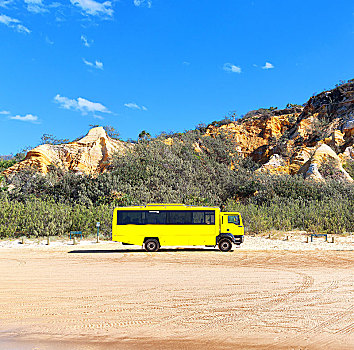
[
  {"left": 218, "top": 238, "right": 233, "bottom": 252},
  {"left": 144, "top": 238, "right": 160, "bottom": 252}
]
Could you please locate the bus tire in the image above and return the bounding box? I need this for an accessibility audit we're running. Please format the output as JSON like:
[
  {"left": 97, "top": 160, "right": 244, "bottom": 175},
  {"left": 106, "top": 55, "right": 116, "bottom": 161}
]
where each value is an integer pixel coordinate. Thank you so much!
[
  {"left": 218, "top": 238, "right": 233, "bottom": 252},
  {"left": 144, "top": 238, "right": 160, "bottom": 252}
]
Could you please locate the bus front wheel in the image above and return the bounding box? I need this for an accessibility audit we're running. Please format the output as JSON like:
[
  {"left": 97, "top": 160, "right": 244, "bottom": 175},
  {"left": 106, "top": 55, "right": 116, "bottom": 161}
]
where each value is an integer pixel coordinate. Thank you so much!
[
  {"left": 218, "top": 238, "right": 233, "bottom": 252},
  {"left": 144, "top": 238, "right": 160, "bottom": 252}
]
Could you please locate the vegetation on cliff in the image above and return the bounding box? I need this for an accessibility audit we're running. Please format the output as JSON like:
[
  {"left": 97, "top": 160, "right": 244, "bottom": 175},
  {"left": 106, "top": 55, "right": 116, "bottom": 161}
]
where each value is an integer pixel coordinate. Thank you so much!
[{"left": 1, "top": 129, "right": 353, "bottom": 237}]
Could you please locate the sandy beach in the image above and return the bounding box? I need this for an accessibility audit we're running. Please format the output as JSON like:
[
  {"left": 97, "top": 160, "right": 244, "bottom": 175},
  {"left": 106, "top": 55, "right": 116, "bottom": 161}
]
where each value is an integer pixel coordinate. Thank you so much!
[{"left": 0, "top": 236, "right": 353, "bottom": 349}]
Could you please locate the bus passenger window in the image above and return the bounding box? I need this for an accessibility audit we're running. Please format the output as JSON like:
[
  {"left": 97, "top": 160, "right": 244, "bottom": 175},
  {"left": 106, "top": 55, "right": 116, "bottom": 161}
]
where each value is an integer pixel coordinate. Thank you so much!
[
  {"left": 117, "top": 211, "right": 143, "bottom": 225},
  {"left": 205, "top": 211, "right": 215, "bottom": 225},
  {"left": 145, "top": 211, "right": 167, "bottom": 224},
  {"left": 168, "top": 211, "right": 192, "bottom": 224},
  {"left": 192, "top": 211, "right": 205, "bottom": 224}
]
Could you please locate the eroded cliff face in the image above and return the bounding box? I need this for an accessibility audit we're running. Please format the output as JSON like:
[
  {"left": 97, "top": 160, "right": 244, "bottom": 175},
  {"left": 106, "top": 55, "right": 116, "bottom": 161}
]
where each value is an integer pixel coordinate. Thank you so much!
[
  {"left": 205, "top": 108, "right": 301, "bottom": 162},
  {"left": 206, "top": 81, "right": 354, "bottom": 181},
  {"left": 3, "top": 82, "right": 354, "bottom": 182},
  {"left": 4, "top": 127, "right": 130, "bottom": 176}
]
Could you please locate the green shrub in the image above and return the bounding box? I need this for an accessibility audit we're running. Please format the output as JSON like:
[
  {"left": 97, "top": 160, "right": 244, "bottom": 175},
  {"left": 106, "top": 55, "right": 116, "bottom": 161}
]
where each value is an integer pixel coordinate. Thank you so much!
[
  {"left": 1, "top": 130, "right": 353, "bottom": 237},
  {"left": 343, "top": 160, "right": 354, "bottom": 179},
  {"left": 0, "top": 159, "right": 17, "bottom": 172}
]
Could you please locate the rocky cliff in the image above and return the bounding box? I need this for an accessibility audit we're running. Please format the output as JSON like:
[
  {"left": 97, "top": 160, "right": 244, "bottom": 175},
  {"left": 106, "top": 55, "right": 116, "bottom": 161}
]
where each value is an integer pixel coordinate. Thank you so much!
[
  {"left": 3, "top": 81, "right": 354, "bottom": 182},
  {"left": 4, "top": 127, "right": 129, "bottom": 176},
  {"left": 206, "top": 80, "right": 354, "bottom": 182}
]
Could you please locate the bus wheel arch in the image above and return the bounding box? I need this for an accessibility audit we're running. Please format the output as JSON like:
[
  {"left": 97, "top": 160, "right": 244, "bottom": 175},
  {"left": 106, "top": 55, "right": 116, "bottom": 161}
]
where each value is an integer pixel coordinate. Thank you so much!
[{"left": 143, "top": 238, "right": 160, "bottom": 252}]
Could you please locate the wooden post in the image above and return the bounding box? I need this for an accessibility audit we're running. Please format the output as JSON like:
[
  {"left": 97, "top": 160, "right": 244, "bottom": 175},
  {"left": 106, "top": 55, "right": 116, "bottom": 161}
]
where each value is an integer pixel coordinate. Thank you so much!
[
  {"left": 73, "top": 237, "right": 77, "bottom": 245},
  {"left": 268, "top": 234, "right": 271, "bottom": 239},
  {"left": 306, "top": 236, "right": 309, "bottom": 243},
  {"left": 331, "top": 236, "right": 335, "bottom": 243},
  {"left": 285, "top": 235, "right": 289, "bottom": 241},
  {"left": 47, "top": 236, "right": 50, "bottom": 245},
  {"left": 21, "top": 236, "right": 25, "bottom": 244},
  {"left": 96, "top": 222, "right": 100, "bottom": 243}
]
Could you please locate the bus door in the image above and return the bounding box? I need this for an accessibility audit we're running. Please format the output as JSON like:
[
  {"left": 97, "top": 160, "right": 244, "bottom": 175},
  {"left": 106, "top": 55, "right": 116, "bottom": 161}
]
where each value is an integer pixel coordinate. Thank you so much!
[{"left": 221, "top": 213, "right": 243, "bottom": 236}]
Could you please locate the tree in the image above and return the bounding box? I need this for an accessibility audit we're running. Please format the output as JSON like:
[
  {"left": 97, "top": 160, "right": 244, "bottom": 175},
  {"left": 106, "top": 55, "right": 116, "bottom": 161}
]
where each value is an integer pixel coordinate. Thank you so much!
[
  {"left": 40, "top": 134, "right": 69, "bottom": 145},
  {"left": 228, "top": 110, "right": 237, "bottom": 122},
  {"left": 286, "top": 103, "right": 301, "bottom": 109},
  {"left": 138, "top": 130, "right": 151, "bottom": 140},
  {"left": 195, "top": 123, "right": 207, "bottom": 133},
  {"left": 103, "top": 125, "right": 120, "bottom": 140}
]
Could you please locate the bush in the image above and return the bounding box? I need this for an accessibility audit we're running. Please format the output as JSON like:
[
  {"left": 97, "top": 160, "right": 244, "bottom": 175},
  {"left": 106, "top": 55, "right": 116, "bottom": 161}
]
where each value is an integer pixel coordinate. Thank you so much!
[
  {"left": 0, "top": 193, "right": 113, "bottom": 238},
  {"left": 1, "top": 130, "right": 353, "bottom": 237},
  {"left": 343, "top": 160, "right": 354, "bottom": 179},
  {"left": 0, "top": 159, "right": 17, "bottom": 172},
  {"left": 225, "top": 195, "right": 353, "bottom": 234}
]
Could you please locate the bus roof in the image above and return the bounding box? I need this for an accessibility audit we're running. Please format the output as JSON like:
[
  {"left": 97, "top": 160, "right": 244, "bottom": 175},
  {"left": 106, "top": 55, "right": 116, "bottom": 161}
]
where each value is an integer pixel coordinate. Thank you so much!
[{"left": 115, "top": 204, "right": 219, "bottom": 210}]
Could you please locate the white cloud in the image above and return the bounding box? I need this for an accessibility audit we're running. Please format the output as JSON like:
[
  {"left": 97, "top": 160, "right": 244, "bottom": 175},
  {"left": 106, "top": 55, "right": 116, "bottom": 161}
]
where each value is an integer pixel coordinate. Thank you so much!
[
  {"left": 71, "top": 0, "right": 113, "bottom": 17},
  {"left": 25, "top": 0, "right": 43, "bottom": 4},
  {"left": 16, "top": 24, "right": 31, "bottom": 33},
  {"left": 223, "top": 63, "right": 241, "bottom": 73},
  {"left": 83, "top": 58, "right": 103, "bottom": 70},
  {"left": 54, "top": 94, "right": 111, "bottom": 116},
  {"left": 81, "top": 34, "right": 92, "bottom": 47},
  {"left": 49, "top": 2, "right": 62, "bottom": 8},
  {"left": 95, "top": 60, "right": 103, "bottom": 69},
  {"left": 10, "top": 114, "right": 39, "bottom": 123},
  {"left": 45, "top": 36, "right": 54, "bottom": 44},
  {"left": 2, "top": 109, "right": 38, "bottom": 123},
  {"left": 262, "top": 62, "right": 274, "bottom": 69},
  {"left": 134, "top": 0, "right": 152, "bottom": 8},
  {"left": 0, "top": 0, "right": 14, "bottom": 8},
  {"left": 0, "top": 14, "right": 19, "bottom": 25},
  {"left": 0, "top": 14, "right": 31, "bottom": 33},
  {"left": 124, "top": 103, "right": 140, "bottom": 110},
  {"left": 24, "top": 0, "right": 48, "bottom": 14},
  {"left": 124, "top": 102, "right": 147, "bottom": 111},
  {"left": 183, "top": 61, "right": 190, "bottom": 66}
]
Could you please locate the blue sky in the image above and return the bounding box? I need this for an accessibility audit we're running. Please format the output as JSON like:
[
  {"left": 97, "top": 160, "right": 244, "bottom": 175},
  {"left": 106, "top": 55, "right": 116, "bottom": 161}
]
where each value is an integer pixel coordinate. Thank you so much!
[{"left": 0, "top": 0, "right": 353, "bottom": 155}]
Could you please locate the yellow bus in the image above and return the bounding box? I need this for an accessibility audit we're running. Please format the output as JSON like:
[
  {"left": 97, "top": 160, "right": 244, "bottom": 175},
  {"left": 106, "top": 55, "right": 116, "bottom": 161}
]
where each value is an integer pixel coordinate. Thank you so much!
[{"left": 112, "top": 203, "right": 244, "bottom": 252}]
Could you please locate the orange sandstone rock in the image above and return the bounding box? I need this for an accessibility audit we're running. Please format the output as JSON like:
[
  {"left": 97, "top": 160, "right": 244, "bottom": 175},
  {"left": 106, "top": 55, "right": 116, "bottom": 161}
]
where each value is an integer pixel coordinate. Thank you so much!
[
  {"left": 4, "top": 127, "right": 129, "bottom": 176},
  {"left": 298, "top": 144, "right": 353, "bottom": 182}
]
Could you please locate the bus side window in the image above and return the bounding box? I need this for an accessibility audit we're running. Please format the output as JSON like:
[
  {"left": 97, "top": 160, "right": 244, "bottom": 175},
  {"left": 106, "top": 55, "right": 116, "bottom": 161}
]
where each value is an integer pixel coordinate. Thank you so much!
[
  {"left": 145, "top": 211, "right": 167, "bottom": 224},
  {"left": 168, "top": 211, "right": 192, "bottom": 224},
  {"left": 205, "top": 211, "right": 215, "bottom": 225},
  {"left": 192, "top": 211, "right": 205, "bottom": 224},
  {"left": 117, "top": 211, "right": 143, "bottom": 225}
]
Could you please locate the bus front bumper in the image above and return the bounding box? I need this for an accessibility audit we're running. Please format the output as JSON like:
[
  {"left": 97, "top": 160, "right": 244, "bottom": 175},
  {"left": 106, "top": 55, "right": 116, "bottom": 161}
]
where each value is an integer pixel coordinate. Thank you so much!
[{"left": 233, "top": 235, "right": 244, "bottom": 244}]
